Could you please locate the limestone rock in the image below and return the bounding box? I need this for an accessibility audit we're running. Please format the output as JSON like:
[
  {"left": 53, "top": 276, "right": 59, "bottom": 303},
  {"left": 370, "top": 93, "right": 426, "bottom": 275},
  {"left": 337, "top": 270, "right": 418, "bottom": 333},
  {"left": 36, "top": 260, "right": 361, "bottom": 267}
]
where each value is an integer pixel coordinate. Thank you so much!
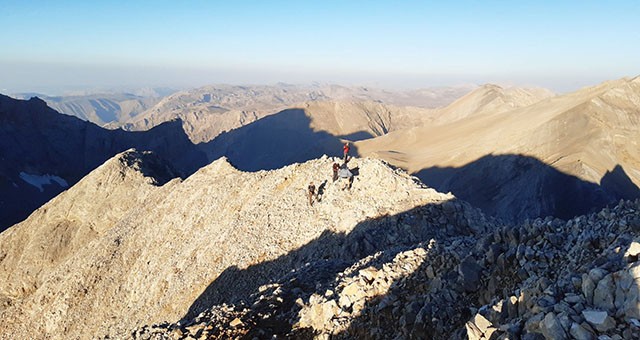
[
  {"left": 593, "top": 274, "right": 615, "bottom": 312},
  {"left": 582, "top": 310, "right": 615, "bottom": 332},
  {"left": 625, "top": 242, "right": 640, "bottom": 261},
  {"left": 229, "top": 318, "right": 243, "bottom": 328},
  {"left": 0, "top": 155, "right": 462, "bottom": 339},
  {"left": 569, "top": 322, "right": 595, "bottom": 340},
  {"left": 540, "top": 312, "right": 568, "bottom": 340},
  {"left": 4, "top": 129, "right": 640, "bottom": 340},
  {"left": 466, "top": 314, "right": 493, "bottom": 340},
  {"left": 582, "top": 276, "right": 597, "bottom": 305}
]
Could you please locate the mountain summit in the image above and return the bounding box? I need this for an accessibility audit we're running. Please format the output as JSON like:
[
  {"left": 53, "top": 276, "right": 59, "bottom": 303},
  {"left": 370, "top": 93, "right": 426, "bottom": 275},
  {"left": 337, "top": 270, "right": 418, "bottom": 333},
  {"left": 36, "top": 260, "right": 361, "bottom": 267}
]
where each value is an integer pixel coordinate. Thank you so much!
[{"left": 0, "top": 151, "right": 491, "bottom": 338}]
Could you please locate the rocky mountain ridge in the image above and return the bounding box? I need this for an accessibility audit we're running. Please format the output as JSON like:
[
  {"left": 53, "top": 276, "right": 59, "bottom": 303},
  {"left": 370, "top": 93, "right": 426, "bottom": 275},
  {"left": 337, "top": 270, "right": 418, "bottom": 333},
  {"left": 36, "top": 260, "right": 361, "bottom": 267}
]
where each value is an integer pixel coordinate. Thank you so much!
[
  {"left": 2, "top": 149, "right": 640, "bottom": 339},
  {"left": 0, "top": 150, "right": 477, "bottom": 339},
  {"left": 2, "top": 77, "right": 640, "bottom": 340},
  {"left": 0, "top": 94, "right": 206, "bottom": 231}
]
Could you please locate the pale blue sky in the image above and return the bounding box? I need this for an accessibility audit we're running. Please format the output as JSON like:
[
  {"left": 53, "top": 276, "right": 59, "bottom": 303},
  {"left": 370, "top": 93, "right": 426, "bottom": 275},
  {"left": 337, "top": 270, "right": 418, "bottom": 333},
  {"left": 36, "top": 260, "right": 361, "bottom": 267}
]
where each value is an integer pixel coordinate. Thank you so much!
[{"left": 1, "top": 1, "right": 639, "bottom": 94}]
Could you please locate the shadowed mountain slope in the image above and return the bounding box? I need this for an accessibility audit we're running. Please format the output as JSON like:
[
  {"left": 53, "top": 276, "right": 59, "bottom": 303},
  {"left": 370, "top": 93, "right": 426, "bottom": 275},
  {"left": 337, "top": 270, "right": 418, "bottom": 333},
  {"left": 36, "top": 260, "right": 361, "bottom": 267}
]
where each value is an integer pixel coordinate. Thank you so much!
[
  {"left": 201, "top": 109, "right": 348, "bottom": 171},
  {"left": 133, "top": 183, "right": 640, "bottom": 339},
  {"left": 0, "top": 94, "right": 207, "bottom": 231},
  {"left": 415, "top": 153, "right": 639, "bottom": 222},
  {"left": 199, "top": 100, "right": 446, "bottom": 171}
]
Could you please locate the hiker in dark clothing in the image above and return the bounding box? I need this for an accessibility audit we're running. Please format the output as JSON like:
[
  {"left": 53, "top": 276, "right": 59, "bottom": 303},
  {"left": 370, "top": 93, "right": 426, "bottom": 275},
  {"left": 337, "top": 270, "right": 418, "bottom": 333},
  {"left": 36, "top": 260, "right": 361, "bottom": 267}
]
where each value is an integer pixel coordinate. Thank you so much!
[
  {"left": 332, "top": 162, "right": 340, "bottom": 182},
  {"left": 308, "top": 182, "right": 316, "bottom": 206},
  {"left": 317, "top": 180, "right": 326, "bottom": 202}
]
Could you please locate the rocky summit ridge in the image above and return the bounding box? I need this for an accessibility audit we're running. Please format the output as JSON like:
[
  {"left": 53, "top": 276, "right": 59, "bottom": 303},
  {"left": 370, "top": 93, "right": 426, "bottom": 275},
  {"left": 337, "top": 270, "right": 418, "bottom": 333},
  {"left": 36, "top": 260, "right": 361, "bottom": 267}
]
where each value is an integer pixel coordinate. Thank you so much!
[
  {"left": 0, "top": 149, "right": 484, "bottom": 339},
  {"left": 3, "top": 149, "right": 640, "bottom": 339}
]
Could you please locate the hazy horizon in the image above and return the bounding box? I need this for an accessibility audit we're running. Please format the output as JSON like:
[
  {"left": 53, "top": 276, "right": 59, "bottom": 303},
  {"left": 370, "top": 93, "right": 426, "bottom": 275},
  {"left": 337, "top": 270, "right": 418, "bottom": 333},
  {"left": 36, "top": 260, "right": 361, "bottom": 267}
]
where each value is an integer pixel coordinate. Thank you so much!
[{"left": 1, "top": 1, "right": 639, "bottom": 95}]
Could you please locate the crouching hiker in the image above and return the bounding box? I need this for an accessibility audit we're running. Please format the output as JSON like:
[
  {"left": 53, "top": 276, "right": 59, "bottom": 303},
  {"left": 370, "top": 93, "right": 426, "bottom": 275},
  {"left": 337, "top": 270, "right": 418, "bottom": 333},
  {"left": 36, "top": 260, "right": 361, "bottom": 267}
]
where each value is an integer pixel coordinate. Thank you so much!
[
  {"left": 308, "top": 182, "right": 316, "bottom": 206},
  {"left": 338, "top": 164, "right": 353, "bottom": 191}
]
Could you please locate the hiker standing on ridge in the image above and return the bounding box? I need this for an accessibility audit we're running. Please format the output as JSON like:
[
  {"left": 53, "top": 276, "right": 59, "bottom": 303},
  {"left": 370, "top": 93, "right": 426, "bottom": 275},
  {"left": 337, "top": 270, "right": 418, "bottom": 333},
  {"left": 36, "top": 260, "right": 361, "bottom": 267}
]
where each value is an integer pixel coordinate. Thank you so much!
[
  {"left": 343, "top": 142, "right": 350, "bottom": 164},
  {"left": 332, "top": 162, "right": 340, "bottom": 182},
  {"left": 308, "top": 182, "right": 316, "bottom": 206}
]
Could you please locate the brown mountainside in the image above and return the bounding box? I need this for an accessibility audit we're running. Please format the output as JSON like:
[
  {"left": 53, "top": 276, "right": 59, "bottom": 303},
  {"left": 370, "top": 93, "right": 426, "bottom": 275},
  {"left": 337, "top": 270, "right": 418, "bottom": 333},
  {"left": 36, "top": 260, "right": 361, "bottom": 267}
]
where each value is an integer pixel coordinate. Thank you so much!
[
  {"left": 357, "top": 76, "right": 640, "bottom": 222},
  {"left": 432, "top": 84, "right": 555, "bottom": 124},
  {"left": 123, "top": 84, "right": 473, "bottom": 143}
]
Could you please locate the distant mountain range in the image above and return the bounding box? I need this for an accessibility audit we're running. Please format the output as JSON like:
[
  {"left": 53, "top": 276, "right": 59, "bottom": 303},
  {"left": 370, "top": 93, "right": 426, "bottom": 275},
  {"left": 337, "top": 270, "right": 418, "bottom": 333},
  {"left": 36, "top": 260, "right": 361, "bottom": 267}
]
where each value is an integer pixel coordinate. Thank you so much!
[
  {"left": 12, "top": 90, "right": 171, "bottom": 126},
  {"left": 121, "top": 83, "right": 475, "bottom": 143}
]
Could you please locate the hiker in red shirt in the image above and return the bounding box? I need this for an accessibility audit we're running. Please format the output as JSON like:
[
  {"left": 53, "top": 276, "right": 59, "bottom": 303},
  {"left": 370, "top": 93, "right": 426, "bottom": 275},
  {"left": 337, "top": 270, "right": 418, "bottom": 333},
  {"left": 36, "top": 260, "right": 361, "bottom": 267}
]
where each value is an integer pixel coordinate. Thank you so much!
[{"left": 343, "top": 142, "right": 350, "bottom": 164}]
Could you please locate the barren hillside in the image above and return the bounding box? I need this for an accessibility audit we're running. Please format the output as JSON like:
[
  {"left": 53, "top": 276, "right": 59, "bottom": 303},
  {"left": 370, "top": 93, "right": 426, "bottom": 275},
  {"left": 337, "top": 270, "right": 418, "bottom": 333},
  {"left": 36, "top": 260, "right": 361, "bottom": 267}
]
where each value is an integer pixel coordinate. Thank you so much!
[
  {"left": 123, "top": 84, "right": 473, "bottom": 143},
  {"left": 357, "top": 76, "right": 640, "bottom": 222},
  {"left": 432, "top": 84, "right": 554, "bottom": 124},
  {"left": 2, "top": 150, "right": 640, "bottom": 340},
  {"left": 135, "top": 199, "right": 640, "bottom": 340}
]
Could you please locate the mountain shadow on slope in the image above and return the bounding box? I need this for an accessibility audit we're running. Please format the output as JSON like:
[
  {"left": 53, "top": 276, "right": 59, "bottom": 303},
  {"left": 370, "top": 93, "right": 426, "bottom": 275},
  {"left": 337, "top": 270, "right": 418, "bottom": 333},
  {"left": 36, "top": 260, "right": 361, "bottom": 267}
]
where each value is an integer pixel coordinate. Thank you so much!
[
  {"left": 338, "top": 131, "right": 375, "bottom": 142},
  {"left": 199, "top": 108, "right": 362, "bottom": 171},
  {"left": 0, "top": 94, "right": 208, "bottom": 231},
  {"left": 600, "top": 164, "right": 640, "bottom": 201},
  {"left": 413, "top": 154, "right": 640, "bottom": 223},
  {"left": 181, "top": 198, "right": 494, "bottom": 337}
]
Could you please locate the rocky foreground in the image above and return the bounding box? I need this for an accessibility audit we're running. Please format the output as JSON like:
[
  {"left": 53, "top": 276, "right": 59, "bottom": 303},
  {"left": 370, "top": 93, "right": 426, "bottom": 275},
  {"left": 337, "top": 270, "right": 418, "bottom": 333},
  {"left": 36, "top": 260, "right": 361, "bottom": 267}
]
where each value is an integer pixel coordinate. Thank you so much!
[{"left": 135, "top": 200, "right": 640, "bottom": 339}]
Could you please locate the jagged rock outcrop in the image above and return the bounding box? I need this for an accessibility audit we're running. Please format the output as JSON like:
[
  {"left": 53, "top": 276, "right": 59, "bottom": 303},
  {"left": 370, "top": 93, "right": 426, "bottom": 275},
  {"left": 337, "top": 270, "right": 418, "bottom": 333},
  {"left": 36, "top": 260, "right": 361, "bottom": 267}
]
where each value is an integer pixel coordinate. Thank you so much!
[
  {"left": 0, "top": 94, "right": 207, "bottom": 231},
  {"left": 0, "top": 151, "right": 489, "bottom": 339}
]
